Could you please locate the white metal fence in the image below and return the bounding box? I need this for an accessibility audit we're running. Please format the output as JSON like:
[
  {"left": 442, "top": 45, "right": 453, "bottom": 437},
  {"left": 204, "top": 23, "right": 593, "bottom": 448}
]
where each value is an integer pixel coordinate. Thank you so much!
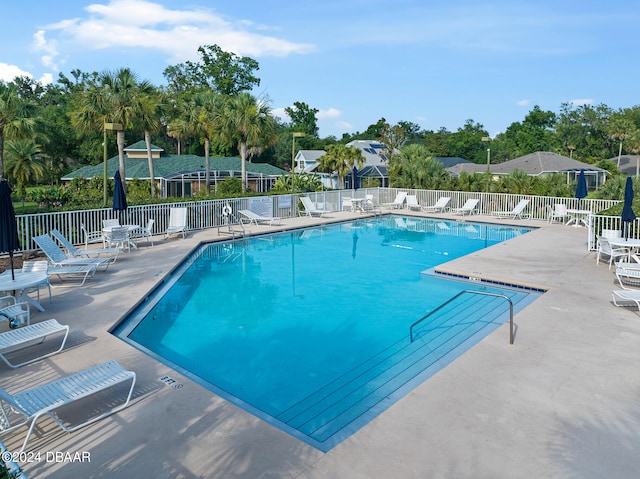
[{"left": 10, "top": 187, "right": 626, "bottom": 254}]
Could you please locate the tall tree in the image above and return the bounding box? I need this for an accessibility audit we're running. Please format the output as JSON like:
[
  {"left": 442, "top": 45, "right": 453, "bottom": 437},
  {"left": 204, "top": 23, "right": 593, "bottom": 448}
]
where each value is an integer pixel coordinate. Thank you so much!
[
  {"left": 284, "top": 101, "right": 319, "bottom": 137},
  {"left": 168, "top": 92, "right": 222, "bottom": 195},
  {"left": 317, "top": 144, "right": 365, "bottom": 188},
  {"left": 4, "top": 139, "right": 45, "bottom": 200},
  {"left": 137, "top": 89, "right": 165, "bottom": 197},
  {"left": 0, "top": 81, "right": 36, "bottom": 178},
  {"left": 70, "top": 68, "right": 153, "bottom": 193},
  {"left": 216, "top": 93, "right": 278, "bottom": 191},
  {"left": 608, "top": 111, "right": 635, "bottom": 168},
  {"left": 163, "top": 44, "right": 260, "bottom": 96}
]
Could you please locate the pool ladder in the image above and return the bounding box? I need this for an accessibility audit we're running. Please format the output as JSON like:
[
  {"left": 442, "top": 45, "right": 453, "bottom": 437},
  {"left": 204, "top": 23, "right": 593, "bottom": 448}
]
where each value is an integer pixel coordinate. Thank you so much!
[{"left": 410, "top": 290, "right": 514, "bottom": 344}]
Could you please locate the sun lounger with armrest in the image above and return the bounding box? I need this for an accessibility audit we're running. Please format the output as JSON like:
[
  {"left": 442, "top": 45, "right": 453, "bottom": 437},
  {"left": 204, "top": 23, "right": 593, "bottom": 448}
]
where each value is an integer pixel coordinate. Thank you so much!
[
  {"left": 0, "top": 360, "right": 136, "bottom": 453},
  {"left": 422, "top": 197, "right": 450, "bottom": 213},
  {"left": 0, "top": 319, "right": 69, "bottom": 368},
  {"left": 50, "top": 229, "right": 120, "bottom": 263},
  {"left": 33, "top": 234, "right": 111, "bottom": 271},
  {"left": 239, "top": 210, "right": 281, "bottom": 226}
]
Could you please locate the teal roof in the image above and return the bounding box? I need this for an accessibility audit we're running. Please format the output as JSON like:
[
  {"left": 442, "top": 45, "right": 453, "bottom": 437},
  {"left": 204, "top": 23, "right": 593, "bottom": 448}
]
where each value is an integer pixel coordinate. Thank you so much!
[
  {"left": 124, "top": 140, "right": 163, "bottom": 152},
  {"left": 63, "top": 154, "right": 287, "bottom": 180}
]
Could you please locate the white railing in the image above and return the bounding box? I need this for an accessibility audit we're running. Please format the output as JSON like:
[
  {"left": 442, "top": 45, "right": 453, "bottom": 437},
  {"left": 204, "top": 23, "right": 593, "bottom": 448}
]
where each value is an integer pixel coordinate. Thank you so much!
[{"left": 10, "top": 187, "right": 624, "bottom": 254}]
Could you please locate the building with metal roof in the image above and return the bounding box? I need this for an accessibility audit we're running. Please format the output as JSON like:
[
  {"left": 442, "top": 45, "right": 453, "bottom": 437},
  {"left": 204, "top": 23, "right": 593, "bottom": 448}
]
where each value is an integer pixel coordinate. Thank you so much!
[{"left": 62, "top": 140, "right": 287, "bottom": 197}]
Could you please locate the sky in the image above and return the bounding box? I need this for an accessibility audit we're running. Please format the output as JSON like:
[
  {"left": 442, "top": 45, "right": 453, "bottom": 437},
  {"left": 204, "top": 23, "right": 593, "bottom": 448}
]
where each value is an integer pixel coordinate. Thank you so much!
[{"left": 2, "top": 0, "right": 640, "bottom": 139}]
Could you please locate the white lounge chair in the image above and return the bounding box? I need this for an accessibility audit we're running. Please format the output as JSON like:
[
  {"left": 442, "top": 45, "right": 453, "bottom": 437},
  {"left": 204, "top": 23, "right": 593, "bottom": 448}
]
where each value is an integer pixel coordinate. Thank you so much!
[
  {"left": 615, "top": 264, "right": 640, "bottom": 288},
  {"left": 0, "top": 296, "right": 30, "bottom": 329},
  {"left": 547, "top": 204, "right": 569, "bottom": 224},
  {"left": 382, "top": 192, "right": 407, "bottom": 209},
  {"left": 46, "top": 264, "right": 97, "bottom": 287},
  {"left": 0, "top": 319, "right": 69, "bottom": 368},
  {"left": 164, "top": 207, "right": 188, "bottom": 239},
  {"left": 239, "top": 210, "right": 281, "bottom": 226},
  {"left": 33, "top": 234, "right": 111, "bottom": 271},
  {"left": 422, "top": 197, "right": 450, "bottom": 213},
  {"left": 597, "top": 236, "right": 630, "bottom": 269},
  {"left": 406, "top": 195, "right": 421, "bottom": 211},
  {"left": 50, "top": 229, "right": 120, "bottom": 263},
  {"left": 491, "top": 199, "right": 530, "bottom": 219},
  {"left": 451, "top": 198, "right": 480, "bottom": 216},
  {"left": 0, "top": 360, "right": 135, "bottom": 453},
  {"left": 612, "top": 289, "right": 640, "bottom": 309},
  {"left": 300, "top": 197, "right": 329, "bottom": 217}
]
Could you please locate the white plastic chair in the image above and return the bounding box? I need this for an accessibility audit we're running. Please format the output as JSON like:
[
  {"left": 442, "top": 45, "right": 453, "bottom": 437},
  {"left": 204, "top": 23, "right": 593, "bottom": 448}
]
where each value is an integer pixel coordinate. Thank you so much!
[
  {"left": 0, "top": 296, "right": 30, "bottom": 329},
  {"left": 164, "top": 208, "right": 188, "bottom": 239},
  {"left": 132, "top": 219, "right": 155, "bottom": 246},
  {"left": 21, "top": 260, "right": 52, "bottom": 303}
]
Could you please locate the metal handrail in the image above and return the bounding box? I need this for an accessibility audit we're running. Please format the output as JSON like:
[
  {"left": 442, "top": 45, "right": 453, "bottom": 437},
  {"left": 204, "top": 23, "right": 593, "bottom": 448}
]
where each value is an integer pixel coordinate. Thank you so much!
[{"left": 410, "top": 289, "right": 514, "bottom": 344}]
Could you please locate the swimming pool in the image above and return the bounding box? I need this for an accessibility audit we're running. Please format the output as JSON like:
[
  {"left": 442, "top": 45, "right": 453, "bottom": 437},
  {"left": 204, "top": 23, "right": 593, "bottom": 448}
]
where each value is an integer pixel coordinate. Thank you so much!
[{"left": 113, "top": 216, "right": 540, "bottom": 451}]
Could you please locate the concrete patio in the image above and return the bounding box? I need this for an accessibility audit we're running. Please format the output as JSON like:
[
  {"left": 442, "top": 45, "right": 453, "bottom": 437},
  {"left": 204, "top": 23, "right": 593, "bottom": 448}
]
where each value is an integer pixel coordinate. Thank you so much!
[{"left": 2, "top": 210, "right": 639, "bottom": 478}]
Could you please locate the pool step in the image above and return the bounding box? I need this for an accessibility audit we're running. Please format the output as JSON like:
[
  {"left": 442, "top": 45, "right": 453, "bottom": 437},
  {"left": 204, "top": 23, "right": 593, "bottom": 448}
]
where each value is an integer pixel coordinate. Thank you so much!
[{"left": 277, "top": 293, "right": 527, "bottom": 445}]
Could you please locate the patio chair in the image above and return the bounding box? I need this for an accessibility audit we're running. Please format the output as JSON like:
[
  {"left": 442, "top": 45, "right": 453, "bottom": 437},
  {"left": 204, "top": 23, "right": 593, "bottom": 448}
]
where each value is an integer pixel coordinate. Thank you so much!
[
  {"left": 131, "top": 219, "right": 155, "bottom": 246},
  {"left": 299, "top": 197, "right": 329, "bottom": 217},
  {"left": 0, "top": 360, "right": 136, "bottom": 453},
  {"left": 164, "top": 207, "right": 188, "bottom": 239},
  {"left": 451, "top": 198, "right": 480, "bottom": 216},
  {"left": 104, "top": 226, "right": 132, "bottom": 253},
  {"left": 406, "top": 195, "right": 422, "bottom": 211},
  {"left": 547, "top": 204, "right": 569, "bottom": 224},
  {"left": 21, "top": 260, "right": 52, "bottom": 303},
  {"left": 341, "top": 197, "right": 353, "bottom": 211},
  {"left": 382, "top": 191, "right": 407, "bottom": 209},
  {"left": 363, "top": 194, "right": 380, "bottom": 213},
  {"left": 491, "top": 199, "right": 530, "bottom": 219},
  {"left": 239, "top": 210, "right": 281, "bottom": 226},
  {"left": 0, "top": 319, "right": 69, "bottom": 369},
  {"left": 33, "top": 235, "right": 111, "bottom": 271},
  {"left": 102, "top": 219, "right": 120, "bottom": 229},
  {"left": 0, "top": 296, "right": 30, "bottom": 329},
  {"left": 422, "top": 197, "right": 450, "bottom": 213},
  {"left": 596, "top": 236, "right": 629, "bottom": 269},
  {"left": 50, "top": 229, "right": 120, "bottom": 263},
  {"left": 81, "top": 223, "right": 105, "bottom": 249}
]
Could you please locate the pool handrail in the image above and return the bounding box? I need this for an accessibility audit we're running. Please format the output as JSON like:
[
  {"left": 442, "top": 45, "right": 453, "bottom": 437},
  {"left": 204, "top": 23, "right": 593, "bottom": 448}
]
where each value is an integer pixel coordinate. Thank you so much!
[{"left": 410, "top": 290, "right": 514, "bottom": 344}]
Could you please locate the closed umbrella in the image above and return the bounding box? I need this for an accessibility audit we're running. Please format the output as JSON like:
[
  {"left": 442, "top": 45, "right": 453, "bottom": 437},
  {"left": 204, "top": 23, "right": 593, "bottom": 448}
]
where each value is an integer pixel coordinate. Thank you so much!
[
  {"left": 0, "top": 179, "right": 20, "bottom": 280},
  {"left": 112, "top": 170, "right": 127, "bottom": 223},
  {"left": 621, "top": 176, "right": 636, "bottom": 239},
  {"left": 575, "top": 169, "right": 587, "bottom": 204},
  {"left": 352, "top": 166, "right": 359, "bottom": 190}
]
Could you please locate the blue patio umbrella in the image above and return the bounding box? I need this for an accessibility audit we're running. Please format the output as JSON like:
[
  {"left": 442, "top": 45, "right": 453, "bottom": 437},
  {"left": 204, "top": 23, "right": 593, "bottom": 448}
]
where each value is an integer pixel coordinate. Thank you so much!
[
  {"left": 575, "top": 169, "right": 587, "bottom": 203},
  {"left": 621, "top": 176, "right": 636, "bottom": 239},
  {"left": 112, "top": 170, "right": 127, "bottom": 223},
  {"left": 0, "top": 179, "right": 20, "bottom": 280},
  {"left": 352, "top": 165, "right": 359, "bottom": 190}
]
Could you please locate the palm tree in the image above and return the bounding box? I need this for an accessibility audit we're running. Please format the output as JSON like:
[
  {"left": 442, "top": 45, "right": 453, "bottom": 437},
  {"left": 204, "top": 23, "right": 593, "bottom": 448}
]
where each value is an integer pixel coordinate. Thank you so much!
[
  {"left": 216, "top": 93, "right": 278, "bottom": 191},
  {"left": 317, "top": 144, "right": 365, "bottom": 189},
  {"left": 168, "top": 91, "right": 221, "bottom": 195},
  {"left": 4, "top": 139, "right": 45, "bottom": 202},
  {"left": 0, "top": 81, "right": 36, "bottom": 178},
  {"left": 137, "top": 90, "right": 165, "bottom": 198},
  {"left": 608, "top": 114, "right": 635, "bottom": 168},
  {"left": 70, "top": 68, "right": 152, "bottom": 194}
]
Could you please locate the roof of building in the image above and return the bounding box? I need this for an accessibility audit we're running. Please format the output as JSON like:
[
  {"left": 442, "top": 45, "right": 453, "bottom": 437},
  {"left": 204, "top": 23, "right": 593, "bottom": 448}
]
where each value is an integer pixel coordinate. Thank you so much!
[
  {"left": 123, "top": 140, "right": 164, "bottom": 153},
  {"left": 610, "top": 155, "right": 640, "bottom": 176},
  {"left": 488, "top": 151, "right": 606, "bottom": 176},
  {"left": 63, "top": 153, "right": 287, "bottom": 181}
]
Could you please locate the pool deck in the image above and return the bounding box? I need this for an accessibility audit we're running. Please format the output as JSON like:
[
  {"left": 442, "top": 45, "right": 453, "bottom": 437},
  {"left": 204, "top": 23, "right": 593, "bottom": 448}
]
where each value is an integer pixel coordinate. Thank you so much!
[{"left": 4, "top": 209, "right": 640, "bottom": 478}]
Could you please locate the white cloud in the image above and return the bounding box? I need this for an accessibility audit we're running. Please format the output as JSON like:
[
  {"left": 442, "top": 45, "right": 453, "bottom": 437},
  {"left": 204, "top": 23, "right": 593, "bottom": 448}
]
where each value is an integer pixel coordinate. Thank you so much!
[
  {"left": 271, "top": 107, "right": 289, "bottom": 121},
  {"left": 334, "top": 120, "right": 354, "bottom": 131},
  {"left": 0, "top": 63, "right": 33, "bottom": 82},
  {"left": 34, "top": 0, "right": 315, "bottom": 70},
  {"left": 317, "top": 108, "right": 342, "bottom": 120},
  {"left": 517, "top": 99, "right": 531, "bottom": 106},
  {"left": 569, "top": 98, "right": 594, "bottom": 106}
]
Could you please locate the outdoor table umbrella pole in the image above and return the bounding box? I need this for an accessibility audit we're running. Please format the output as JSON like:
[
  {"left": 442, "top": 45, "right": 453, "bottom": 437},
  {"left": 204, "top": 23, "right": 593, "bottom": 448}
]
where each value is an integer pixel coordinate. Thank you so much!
[{"left": 0, "top": 179, "right": 20, "bottom": 280}]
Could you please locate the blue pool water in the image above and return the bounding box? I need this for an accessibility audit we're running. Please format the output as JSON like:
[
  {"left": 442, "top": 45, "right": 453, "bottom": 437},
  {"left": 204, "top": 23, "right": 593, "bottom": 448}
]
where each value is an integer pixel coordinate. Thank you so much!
[{"left": 114, "top": 216, "right": 540, "bottom": 451}]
